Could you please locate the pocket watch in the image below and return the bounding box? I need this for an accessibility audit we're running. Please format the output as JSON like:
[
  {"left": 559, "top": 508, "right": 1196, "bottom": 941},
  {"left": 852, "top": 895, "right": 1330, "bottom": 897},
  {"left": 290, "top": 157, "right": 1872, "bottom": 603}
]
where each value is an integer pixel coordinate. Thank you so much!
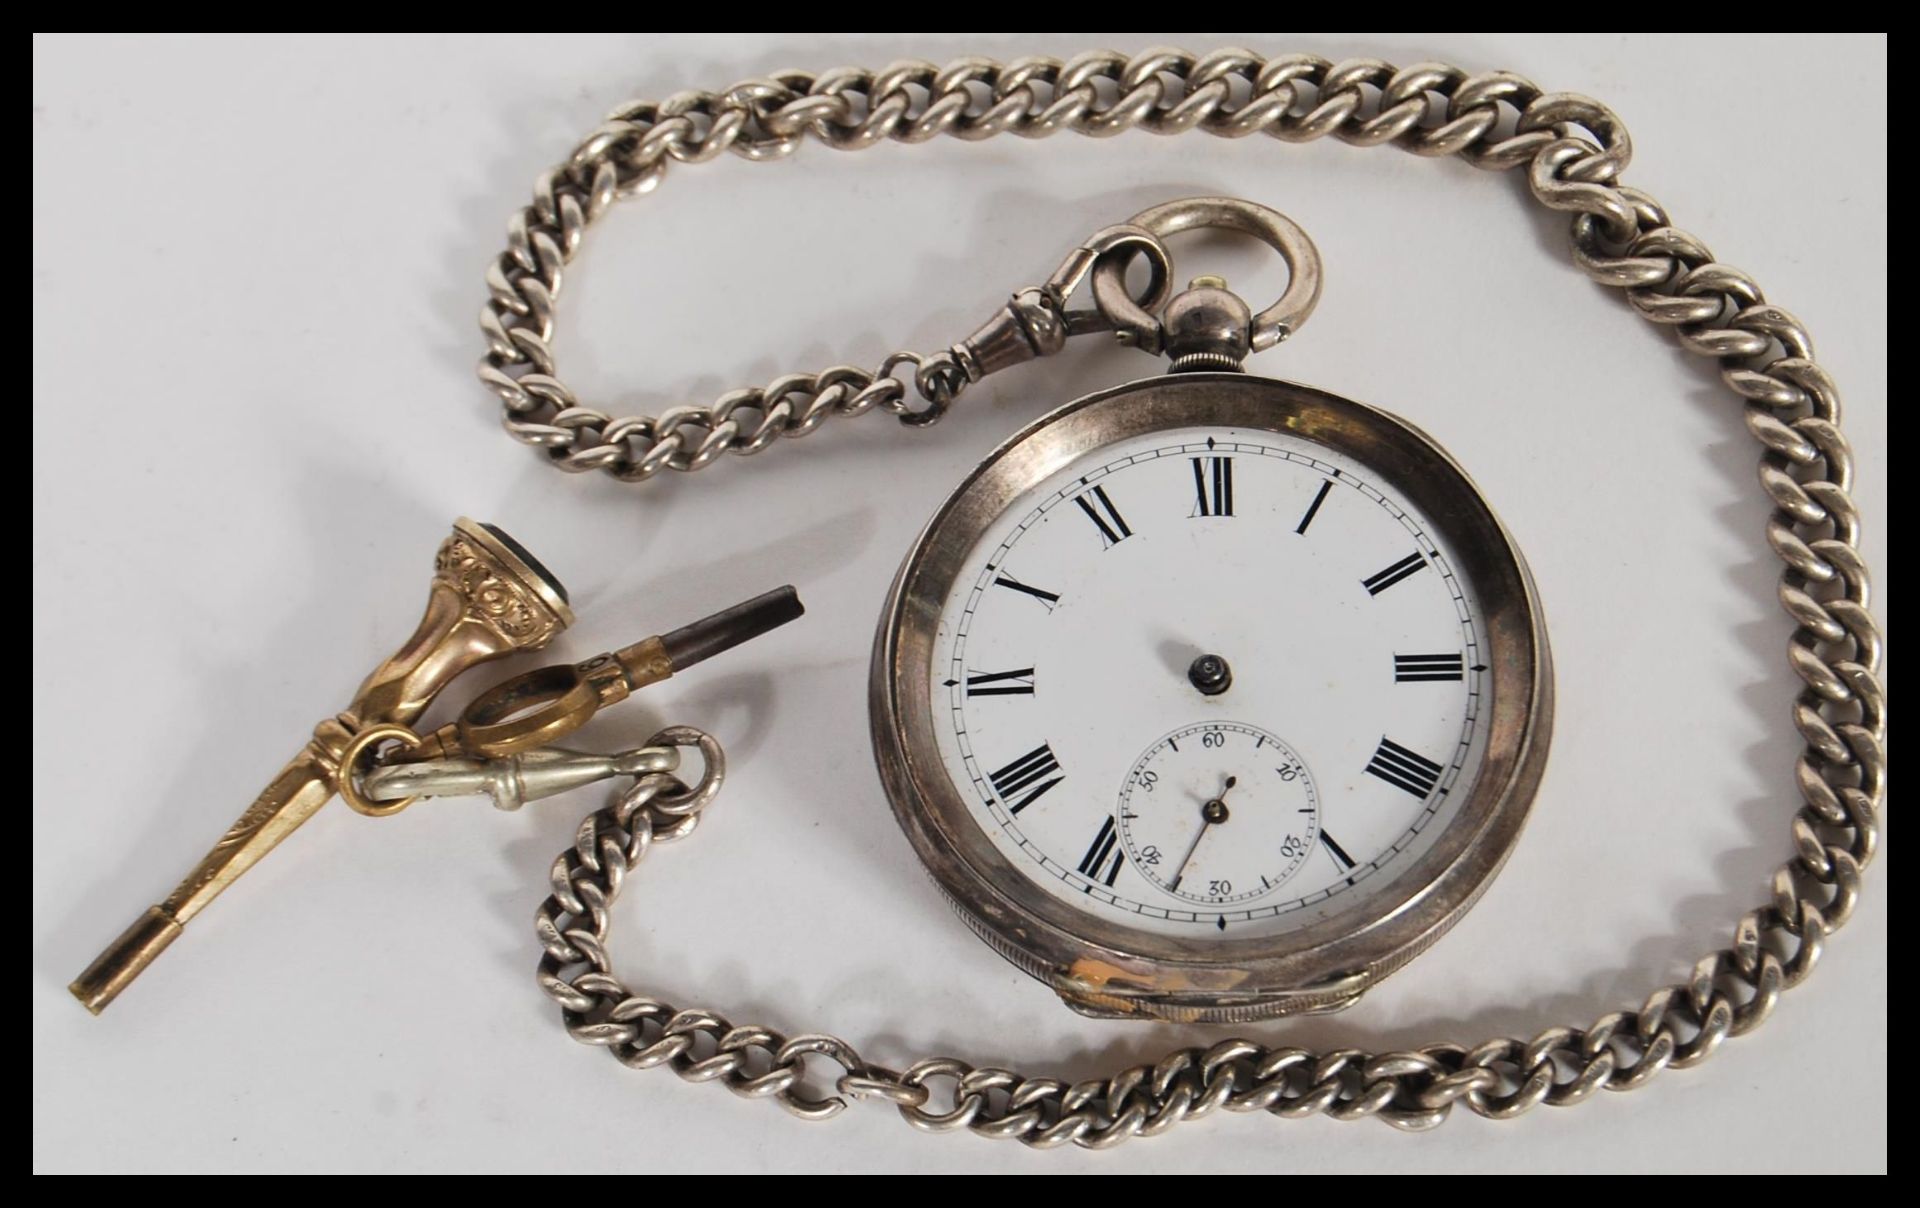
[
  {"left": 871, "top": 198, "right": 1552, "bottom": 1021},
  {"left": 63, "top": 48, "right": 1882, "bottom": 1147}
]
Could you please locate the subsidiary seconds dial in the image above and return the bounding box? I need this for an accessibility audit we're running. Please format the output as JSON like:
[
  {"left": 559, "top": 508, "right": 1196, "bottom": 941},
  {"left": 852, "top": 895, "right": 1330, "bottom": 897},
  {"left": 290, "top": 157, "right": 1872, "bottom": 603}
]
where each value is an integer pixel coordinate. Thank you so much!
[{"left": 1117, "top": 722, "right": 1320, "bottom": 907}]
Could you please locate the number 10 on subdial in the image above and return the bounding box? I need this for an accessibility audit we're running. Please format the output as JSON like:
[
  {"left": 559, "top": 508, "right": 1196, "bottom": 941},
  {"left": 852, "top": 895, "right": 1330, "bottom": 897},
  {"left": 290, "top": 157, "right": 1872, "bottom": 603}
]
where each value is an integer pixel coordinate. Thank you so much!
[{"left": 1117, "top": 722, "right": 1321, "bottom": 907}]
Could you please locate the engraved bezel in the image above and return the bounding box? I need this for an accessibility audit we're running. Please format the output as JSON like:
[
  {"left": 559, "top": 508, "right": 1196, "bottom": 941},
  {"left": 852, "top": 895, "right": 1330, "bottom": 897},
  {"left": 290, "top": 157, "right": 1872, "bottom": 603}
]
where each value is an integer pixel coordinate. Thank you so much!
[{"left": 870, "top": 373, "right": 1553, "bottom": 1022}]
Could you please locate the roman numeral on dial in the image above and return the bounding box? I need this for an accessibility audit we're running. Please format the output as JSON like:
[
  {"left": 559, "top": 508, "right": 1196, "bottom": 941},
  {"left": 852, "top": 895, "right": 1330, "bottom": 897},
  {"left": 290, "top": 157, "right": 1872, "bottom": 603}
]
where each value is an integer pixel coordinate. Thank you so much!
[
  {"left": 1321, "top": 830, "right": 1358, "bottom": 871},
  {"left": 1364, "top": 737, "right": 1446, "bottom": 798},
  {"left": 1362, "top": 552, "right": 1428, "bottom": 595},
  {"left": 966, "top": 667, "right": 1035, "bottom": 696},
  {"left": 987, "top": 743, "right": 1063, "bottom": 814},
  {"left": 1074, "top": 485, "right": 1133, "bottom": 547},
  {"left": 1295, "top": 479, "right": 1333, "bottom": 534},
  {"left": 993, "top": 572, "right": 1060, "bottom": 610},
  {"left": 1394, "top": 653, "right": 1465, "bottom": 682},
  {"left": 1076, "top": 815, "right": 1125, "bottom": 886},
  {"left": 1190, "top": 456, "right": 1233, "bottom": 517}
]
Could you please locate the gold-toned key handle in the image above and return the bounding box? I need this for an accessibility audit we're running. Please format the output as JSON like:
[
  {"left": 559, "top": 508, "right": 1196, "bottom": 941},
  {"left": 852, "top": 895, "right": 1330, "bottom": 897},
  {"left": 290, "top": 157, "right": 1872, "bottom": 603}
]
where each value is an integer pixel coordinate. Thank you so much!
[
  {"left": 68, "top": 518, "right": 574, "bottom": 1015},
  {"left": 403, "top": 587, "right": 805, "bottom": 763}
]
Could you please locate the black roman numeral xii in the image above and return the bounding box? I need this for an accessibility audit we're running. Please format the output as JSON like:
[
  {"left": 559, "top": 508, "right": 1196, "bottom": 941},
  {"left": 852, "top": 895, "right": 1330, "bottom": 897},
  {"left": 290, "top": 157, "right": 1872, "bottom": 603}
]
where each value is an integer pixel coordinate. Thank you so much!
[{"left": 1190, "top": 456, "right": 1233, "bottom": 517}]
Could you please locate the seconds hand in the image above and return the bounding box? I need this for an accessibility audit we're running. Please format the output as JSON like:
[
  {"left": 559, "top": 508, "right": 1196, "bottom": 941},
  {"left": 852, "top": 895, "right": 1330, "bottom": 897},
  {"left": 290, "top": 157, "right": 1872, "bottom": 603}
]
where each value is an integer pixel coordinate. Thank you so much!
[{"left": 1168, "top": 775, "right": 1235, "bottom": 892}]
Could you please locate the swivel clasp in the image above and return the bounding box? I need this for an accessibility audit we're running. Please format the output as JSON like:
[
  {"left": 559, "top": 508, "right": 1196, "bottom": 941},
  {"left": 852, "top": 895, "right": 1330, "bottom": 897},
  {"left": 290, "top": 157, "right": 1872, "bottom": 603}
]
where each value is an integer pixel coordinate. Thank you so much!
[
  {"left": 938, "top": 196, "right": 1325, "bottom": 395},
  {"left": 945, "top": 224, "right": 1173, "bottom": 386}
]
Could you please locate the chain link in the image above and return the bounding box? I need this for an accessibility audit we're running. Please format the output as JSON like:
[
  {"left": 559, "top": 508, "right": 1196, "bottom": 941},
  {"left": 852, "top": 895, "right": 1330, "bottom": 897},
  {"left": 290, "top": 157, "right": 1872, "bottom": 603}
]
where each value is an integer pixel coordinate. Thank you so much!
[
  {"left": 515, "top": 49, "right": 1884, "bottom": 1146},
  {"left": 478, "top": 50, "right": 1621, "bottom": 478}
]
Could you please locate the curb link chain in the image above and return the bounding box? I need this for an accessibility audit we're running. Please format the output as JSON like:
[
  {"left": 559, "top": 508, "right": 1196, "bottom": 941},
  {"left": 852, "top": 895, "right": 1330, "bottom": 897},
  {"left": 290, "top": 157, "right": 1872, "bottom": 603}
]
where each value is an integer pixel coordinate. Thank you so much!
[{"left": 512, "top": 50, "right": 1885, "bottom": 1145}]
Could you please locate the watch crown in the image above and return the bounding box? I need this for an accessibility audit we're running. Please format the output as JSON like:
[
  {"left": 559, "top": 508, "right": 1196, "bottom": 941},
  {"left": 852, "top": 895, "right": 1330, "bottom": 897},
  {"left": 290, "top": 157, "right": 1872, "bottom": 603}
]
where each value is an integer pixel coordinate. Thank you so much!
[{"left": 1162, "top": 277, "right": 1253, "bottom": 373}]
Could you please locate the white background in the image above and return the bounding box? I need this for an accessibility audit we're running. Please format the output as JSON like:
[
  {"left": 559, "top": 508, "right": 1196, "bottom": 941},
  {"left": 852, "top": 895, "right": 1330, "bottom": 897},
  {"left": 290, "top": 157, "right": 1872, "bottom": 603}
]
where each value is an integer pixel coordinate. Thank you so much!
[{"left": 32, "top": 33, "right": 1886, "bottom": 1174}]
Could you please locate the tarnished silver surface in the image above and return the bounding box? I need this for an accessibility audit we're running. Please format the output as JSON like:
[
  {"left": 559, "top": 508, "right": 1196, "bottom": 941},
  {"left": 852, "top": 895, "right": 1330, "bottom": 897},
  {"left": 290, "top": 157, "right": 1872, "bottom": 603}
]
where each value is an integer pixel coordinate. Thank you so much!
[
  {"left": 872, "top": 373, "right": 1553, "bottom": 1021},
  {"left": 513, "top": 50, "right": 1886, "bottom": 1146},
  {"left": 1090, "top": 197, "right": 1322, "bottom": 355}
]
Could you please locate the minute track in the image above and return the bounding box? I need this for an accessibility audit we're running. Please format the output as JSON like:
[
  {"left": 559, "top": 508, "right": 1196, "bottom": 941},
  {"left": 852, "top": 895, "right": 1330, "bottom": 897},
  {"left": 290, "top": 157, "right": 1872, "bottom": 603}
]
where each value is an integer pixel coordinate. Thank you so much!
[{"left": 941, "top": 431, "right": 1485, "bottom": 935}]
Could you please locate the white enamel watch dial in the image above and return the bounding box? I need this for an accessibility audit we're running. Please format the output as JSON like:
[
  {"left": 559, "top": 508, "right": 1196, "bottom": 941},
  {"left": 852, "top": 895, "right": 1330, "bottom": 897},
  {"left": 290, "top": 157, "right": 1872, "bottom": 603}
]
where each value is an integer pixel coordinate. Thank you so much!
[
  {"left": 874, "top": 373, "right": 1550, "bottom": 1020},
  {"left": 929, "top": 429, "right": 1486, "bottom": 938}
]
